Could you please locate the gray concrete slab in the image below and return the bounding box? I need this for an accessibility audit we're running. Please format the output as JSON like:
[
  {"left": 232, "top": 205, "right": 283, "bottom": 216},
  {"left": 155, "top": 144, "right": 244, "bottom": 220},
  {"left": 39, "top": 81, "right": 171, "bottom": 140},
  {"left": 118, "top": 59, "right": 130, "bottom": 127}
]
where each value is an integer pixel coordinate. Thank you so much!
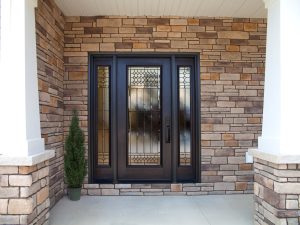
[{"left": 49, "top": 194, "right": 253, "bottom": 225}]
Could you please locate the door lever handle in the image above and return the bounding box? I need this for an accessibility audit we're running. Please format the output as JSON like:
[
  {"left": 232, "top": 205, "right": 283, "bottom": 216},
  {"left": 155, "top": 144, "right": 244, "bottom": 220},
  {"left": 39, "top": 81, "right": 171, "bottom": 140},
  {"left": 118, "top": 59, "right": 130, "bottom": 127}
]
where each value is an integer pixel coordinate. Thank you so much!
[{"left": 165, "top": 118, "right": 171, "bottom": 143}]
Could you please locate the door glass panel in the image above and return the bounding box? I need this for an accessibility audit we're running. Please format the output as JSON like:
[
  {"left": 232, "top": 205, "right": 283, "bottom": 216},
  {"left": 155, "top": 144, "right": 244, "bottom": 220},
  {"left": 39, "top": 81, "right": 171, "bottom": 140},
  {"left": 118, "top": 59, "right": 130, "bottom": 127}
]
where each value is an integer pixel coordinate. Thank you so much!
[
  {"left": 179, "top": 66, "right": 191, "bottom": 166},
  {"left": 128, "top": 66, "right": 161, "bottom": 166},
  {"left": 97, "top": 66, "right": 110, "bottom": 165}
]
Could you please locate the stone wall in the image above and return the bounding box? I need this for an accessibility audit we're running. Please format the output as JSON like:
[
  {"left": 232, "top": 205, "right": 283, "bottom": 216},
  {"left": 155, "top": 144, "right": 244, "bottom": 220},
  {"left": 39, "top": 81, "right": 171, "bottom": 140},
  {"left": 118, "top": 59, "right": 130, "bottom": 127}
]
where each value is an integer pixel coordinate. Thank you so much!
[
  {"left": 36, "top": 0, "right": 65, "bottom": 207},
  {"left": 0, "top": 162, "right": 51, "bottom": 225},
  {"left": 254, "top": 158, "right": 300, "bottom": 225},
  {"left": 63, "top": 16, "right": 266, "bottom": 193}
]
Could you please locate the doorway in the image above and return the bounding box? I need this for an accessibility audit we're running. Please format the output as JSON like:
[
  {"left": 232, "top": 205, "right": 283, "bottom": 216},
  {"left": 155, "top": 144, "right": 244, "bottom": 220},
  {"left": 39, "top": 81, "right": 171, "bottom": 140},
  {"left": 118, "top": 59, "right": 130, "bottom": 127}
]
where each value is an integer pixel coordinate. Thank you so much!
[{"left": 89, "top": 54, "right": 200, "bottom": 183}]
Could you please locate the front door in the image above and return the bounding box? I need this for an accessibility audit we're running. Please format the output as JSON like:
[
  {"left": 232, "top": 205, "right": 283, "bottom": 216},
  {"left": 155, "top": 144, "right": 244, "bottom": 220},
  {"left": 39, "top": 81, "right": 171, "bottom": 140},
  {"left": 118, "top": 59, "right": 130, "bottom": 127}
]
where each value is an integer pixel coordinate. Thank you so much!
[{"left": 89, "top": 54, "right": 200, "bottom": 183}]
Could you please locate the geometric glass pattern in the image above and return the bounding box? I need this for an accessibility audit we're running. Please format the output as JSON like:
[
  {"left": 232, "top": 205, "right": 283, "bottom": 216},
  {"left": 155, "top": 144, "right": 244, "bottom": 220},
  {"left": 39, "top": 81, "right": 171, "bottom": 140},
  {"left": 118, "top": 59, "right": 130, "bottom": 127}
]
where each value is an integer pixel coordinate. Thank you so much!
[
  {"left": 179, "top": 66, "right": 191, "bottom": 166},
  {"left": 97, "top": 66, "right": 110, "bottom": 165},
  {"left": 127, "top": 67, "right": 161, "bottom": 165}
]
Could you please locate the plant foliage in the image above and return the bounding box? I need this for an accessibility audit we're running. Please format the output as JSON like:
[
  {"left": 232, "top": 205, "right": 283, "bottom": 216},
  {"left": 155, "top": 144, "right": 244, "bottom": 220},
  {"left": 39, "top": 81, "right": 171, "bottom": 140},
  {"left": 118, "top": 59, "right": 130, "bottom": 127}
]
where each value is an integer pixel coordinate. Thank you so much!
[{"left": 64, "top": 110, "right": 87, "bottom": 188}]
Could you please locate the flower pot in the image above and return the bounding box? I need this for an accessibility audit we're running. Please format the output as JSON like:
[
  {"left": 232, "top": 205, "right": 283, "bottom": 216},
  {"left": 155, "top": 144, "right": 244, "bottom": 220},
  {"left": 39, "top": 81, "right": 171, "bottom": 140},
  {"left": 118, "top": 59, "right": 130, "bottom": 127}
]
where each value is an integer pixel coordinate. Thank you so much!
[{"left": 68, "top": 188, "right": 81, "bottom": 201}]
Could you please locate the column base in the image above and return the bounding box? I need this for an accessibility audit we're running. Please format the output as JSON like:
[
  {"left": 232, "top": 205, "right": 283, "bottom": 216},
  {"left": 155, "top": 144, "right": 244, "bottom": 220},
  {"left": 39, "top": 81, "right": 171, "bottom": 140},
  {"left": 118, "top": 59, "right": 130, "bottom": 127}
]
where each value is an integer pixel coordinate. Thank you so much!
[
  {"left": 0, "top": 150, "right": 54, "bottom": 225},
  {"left": 250, "top": 150, "right": 300, "bottom": 225}
]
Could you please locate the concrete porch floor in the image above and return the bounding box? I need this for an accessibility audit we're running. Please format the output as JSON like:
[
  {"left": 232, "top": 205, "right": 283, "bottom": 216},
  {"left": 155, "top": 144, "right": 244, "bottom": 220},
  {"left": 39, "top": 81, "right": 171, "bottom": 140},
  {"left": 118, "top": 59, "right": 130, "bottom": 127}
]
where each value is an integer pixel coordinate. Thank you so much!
[{"left": 49, "top": 194, "right": 253, "bottom": 225}]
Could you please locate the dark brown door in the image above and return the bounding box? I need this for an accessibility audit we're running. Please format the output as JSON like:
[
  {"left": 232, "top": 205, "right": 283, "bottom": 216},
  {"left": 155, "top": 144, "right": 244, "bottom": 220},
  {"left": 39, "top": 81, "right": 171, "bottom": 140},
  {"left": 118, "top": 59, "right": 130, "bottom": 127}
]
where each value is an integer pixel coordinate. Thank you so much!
[
  {"left": 117, "top": 57, "right": 172, "bottom": 181},
  {"left": 89, "top": 54, "right": 199, "bottom": 183}
]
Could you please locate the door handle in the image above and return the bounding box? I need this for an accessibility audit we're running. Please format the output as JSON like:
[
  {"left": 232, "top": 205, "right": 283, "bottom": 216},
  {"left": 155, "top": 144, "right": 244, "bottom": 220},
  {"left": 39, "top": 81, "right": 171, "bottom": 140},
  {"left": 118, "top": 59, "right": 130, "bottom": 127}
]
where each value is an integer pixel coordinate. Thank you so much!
[{"left": 165, "top": 118, "right": 171, "bottom": 143}]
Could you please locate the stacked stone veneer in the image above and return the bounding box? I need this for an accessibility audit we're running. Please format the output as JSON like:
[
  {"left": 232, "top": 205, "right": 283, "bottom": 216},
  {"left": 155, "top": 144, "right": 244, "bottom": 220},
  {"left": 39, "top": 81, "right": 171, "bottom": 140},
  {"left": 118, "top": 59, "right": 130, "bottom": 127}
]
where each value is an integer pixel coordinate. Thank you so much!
[
  {"left": 0, "top": 162, "right": 50, "bottom": 225},
  {"left": 254, "top": 158, "right": 300, "bottom": 225},
  {"left": 63, "top": 16, "right": 266, "bottom": 194},
  {"left": 36, "top": 0, "right": 65, "bottom": 207}
]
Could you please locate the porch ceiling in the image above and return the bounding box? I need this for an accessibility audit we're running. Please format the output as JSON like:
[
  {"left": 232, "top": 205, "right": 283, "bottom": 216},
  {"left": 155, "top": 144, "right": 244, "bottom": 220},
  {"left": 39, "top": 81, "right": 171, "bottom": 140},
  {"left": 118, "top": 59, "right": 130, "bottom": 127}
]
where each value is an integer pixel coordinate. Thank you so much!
[{"left": 54, "top": 0, "right": 267, "bottom": 18}]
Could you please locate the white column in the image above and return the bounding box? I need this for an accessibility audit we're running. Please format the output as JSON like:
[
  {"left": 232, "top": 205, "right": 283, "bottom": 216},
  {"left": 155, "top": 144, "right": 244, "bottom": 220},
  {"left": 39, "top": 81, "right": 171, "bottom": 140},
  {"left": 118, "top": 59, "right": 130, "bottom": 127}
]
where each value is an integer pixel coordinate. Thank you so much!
[
  {"left": 258, "top": 0, "right": 300, "bottom": 156},
  {"left": 0, "top": 0, "right": 45, "bottom": 156}
]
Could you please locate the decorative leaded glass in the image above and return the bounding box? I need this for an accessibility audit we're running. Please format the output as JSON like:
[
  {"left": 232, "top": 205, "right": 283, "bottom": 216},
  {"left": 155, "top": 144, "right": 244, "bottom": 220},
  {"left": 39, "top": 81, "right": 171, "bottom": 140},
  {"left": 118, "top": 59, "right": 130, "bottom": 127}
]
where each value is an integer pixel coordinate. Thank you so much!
[
  {"left": 128, "top": 67, "right": 161, "bottom": 166},
  {"left": 97, "top": 66, "right": 110, "bottom": 165},
  {"left": 179, "top": 66, "right": 191, "bottom": 166}
]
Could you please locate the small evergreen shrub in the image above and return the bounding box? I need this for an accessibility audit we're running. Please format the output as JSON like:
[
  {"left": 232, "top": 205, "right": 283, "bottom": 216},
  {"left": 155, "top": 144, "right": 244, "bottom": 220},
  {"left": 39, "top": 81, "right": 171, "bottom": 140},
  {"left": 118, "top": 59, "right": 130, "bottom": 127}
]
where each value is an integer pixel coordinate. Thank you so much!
[{"left": 64, "top": 110, "right": 87, "bottom": 188}]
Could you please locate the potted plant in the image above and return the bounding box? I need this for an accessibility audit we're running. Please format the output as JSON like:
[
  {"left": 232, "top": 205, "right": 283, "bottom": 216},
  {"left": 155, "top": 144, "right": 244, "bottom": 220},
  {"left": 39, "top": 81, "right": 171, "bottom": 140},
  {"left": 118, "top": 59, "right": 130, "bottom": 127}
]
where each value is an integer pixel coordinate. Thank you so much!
[{"left": 64, "top": 110, "right": 87, "bottom": 201}]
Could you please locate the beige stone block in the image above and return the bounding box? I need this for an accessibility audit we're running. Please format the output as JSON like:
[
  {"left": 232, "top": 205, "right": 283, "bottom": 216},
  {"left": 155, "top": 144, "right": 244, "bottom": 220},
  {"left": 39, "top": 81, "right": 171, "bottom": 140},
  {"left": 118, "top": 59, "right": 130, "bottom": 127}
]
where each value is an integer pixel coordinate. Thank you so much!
[
  {"left": 235, "top": 133, "right": 254, "bottom": 140},
  {"left": 240, "top": 46, "right": 258, "bottom": 52},
  {"left": 157, "top": 25, "right": 171, "bottom": 32},
  {"left": 99, "top": 184, "right": 114, "bottom": 189},
  {"left": 171, "top": 40, "right": 188, "bottom": 49},
  {"left": 8, "top": 199, "right": 33, "bottom": 214},
  {"left": 218, "top": 31, "right": 249, "bottom": 39},
  {"left": 81, "top": 43, "right": 99, "bottom": 51},
  {"left": 274, "top": 182, "right": 300, "bottom": 194},
  {"left": 220, "top": 73, "right": 241, "bottom": 80},
  {"left": 170, "top": 19, "right": 187, "bottom": 25},
  {"left": 228, "top": 157, "right": 245, "bottom": 164},
  {"left": 83, "top": 184, "right": 99, "bottom": 189},
  {"left": 134, "top": 18, "right": 147, "bottom": 25},
  {"left": 286, "top": 200, "right": 298, "bottom": 209},
  {"left": 0, "top": 175, "right": 8, "bottom": 186},
  {"left": 9, "top": 175, "right": 32, "bottom": 186},
  {"left": 119, "top": 27, "right": 136, "bottom": 33},
  {"left": 87, "top": 189, "right": 101, "bottom": 195},
  {"left": 202, "top": 133, "right": 221, "bottom": 141},
  {"left": 171, "top": 184, "right": 182, "bottom": 192},
  {"left": 221, "top": 52, "right": 241, "bottom": 60},
  {"left": 115, "top": 184, "right": 131, "bottom": 189},
  {"left": 0, "top": 215, "right": 19, "bottom": 224},
  {"left": 102, "top": 189, "right": 119, "bottom": 196},
  {"left": 0, "top": 187, "right": 19, "bottom": 198},
  {"left": 239, "top": 90, "right": 257, "bottom": 96},
  {"left": 214, "top": 182, "right": 235, "bottom": 191},
  {"left": 100, "top": 43, "right": 115, "bottom": 51},
  {"left": 20, "top": 181, "right": 41, "bottom": 198},
  {"left": 38, "top": 167, "right": 49, "bottom": 179},
  {"left": 0, "top": 166, "right": 18, "bottom": 175},
  {"left": 37, "top": 187, "right": 49, "bottom": 205},
  {"left": 0, "top": 199, "right": 8, "bottom": 214},
  {"left": 97, "top": 18, "right": 122, "bottom": 27},
  {"left": 212, "top": 157, "right": 227, "bottom": 164}
]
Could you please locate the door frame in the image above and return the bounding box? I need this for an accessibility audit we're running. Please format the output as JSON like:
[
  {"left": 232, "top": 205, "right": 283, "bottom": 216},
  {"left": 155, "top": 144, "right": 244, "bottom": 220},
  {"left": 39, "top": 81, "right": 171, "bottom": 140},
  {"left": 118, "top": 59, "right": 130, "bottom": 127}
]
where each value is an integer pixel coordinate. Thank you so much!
[{"left": 88, "top": 53, "right": 201, "bottom": 183}]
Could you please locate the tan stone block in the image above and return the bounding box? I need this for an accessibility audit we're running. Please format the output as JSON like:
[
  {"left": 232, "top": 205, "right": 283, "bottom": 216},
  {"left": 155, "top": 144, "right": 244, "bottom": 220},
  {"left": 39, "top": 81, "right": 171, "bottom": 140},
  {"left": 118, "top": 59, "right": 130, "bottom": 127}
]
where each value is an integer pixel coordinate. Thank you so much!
[
  {"left": 202, "top": 133, "right": 221, "bottom": 141},
  {"left": 123, "top": 18, "right": 134, "bottom": 25},
  {"left": 20, "top": 182, "right": 41, "bottom": 198},
  {"left": 218, "top": 31, "right": 249, "bottom": 39},
  {"left": 100, "top": 43, "right": 115, "bottom": 51},
  {"left": 236, "top": 182, "right": 248, "bottom": 191},
  {"left": 0, "top": 199, "right": 8, "bottom": 214},
  {"left": 232, "top": 23, "right": 244, "bottom": 31},
  {"left": 81, "top": 43, "right": 99, "bottom": 51},
  {"left": 170, "top": 19, "right": 187, "bottom": 25},
  {"left": 97, "top": 18, "right": 122, "bottom": 27},
  {"left": 221, "top": 52, "right": 241, "bottom": 60},
  {"left": 9, "top": 175, "right": 32, "bottom": 187},
  {"left": 226, "top": 45, "right": 240, "bottom": 52},
  {"left": 133, "top": 43, "right": 147, "bottom": 49},
  {"left": 241, "top": 46, "right": 258, "bottom": 52},
  {"left": 171, "top": 40, "right": 188, "bottom": 49},
  {"left": 103, "top": 27, "right": 118, "bottom": 33},
  {"left": 0, "top": 175, "right": 8, "bottom": 186},
  {"left": 119, "top": 27, "right": 136, "bottom": 33},
  {"left": 220, "top": 73, "right": 240, "bottom": 80},
  {"left": 171, "top": 184, "right": 182, "bottom": 192},
  {"left": 244, "top": 23, "right": 257, "bottom": 31},
  {"left": 248, "top": 118, "right": 261, "bottom": 124},
  {"left": 19, "top": 166, "right": 37, "bottom": 175},
  {"left": 187, "top": 18, "right": 199, "bottom": 25},
  {"left": 37, "top": 187, "right": 49, "bottom": 205},
  {"left": 171, "top": 26, "right": 186, "bottom": 32},
  {"left": 222, "top": 134, "right": 234, "bottom": 140},
  {"left": 157, "top": 25, "right": 171, "bottom": 32},
  {"left": 8, "top": 199, "right": 33, "bottom": 214},
  {"left": 134, "top": 19, "right": 147, "bottom": 25},
  {"left": 228, "top": 157, "right": 245, "bottom": 164}
]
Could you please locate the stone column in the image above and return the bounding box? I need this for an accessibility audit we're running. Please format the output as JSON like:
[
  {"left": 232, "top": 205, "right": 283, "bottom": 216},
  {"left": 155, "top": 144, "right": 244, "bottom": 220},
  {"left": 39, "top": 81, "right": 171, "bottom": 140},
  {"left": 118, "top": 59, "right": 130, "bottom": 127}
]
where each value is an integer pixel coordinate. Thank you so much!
[
  {"left": 249, "top": 0, "right": 300, "bottom": 224},
  {"left": 0, "top": 1, "right": 54, "bottom": 224}
]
